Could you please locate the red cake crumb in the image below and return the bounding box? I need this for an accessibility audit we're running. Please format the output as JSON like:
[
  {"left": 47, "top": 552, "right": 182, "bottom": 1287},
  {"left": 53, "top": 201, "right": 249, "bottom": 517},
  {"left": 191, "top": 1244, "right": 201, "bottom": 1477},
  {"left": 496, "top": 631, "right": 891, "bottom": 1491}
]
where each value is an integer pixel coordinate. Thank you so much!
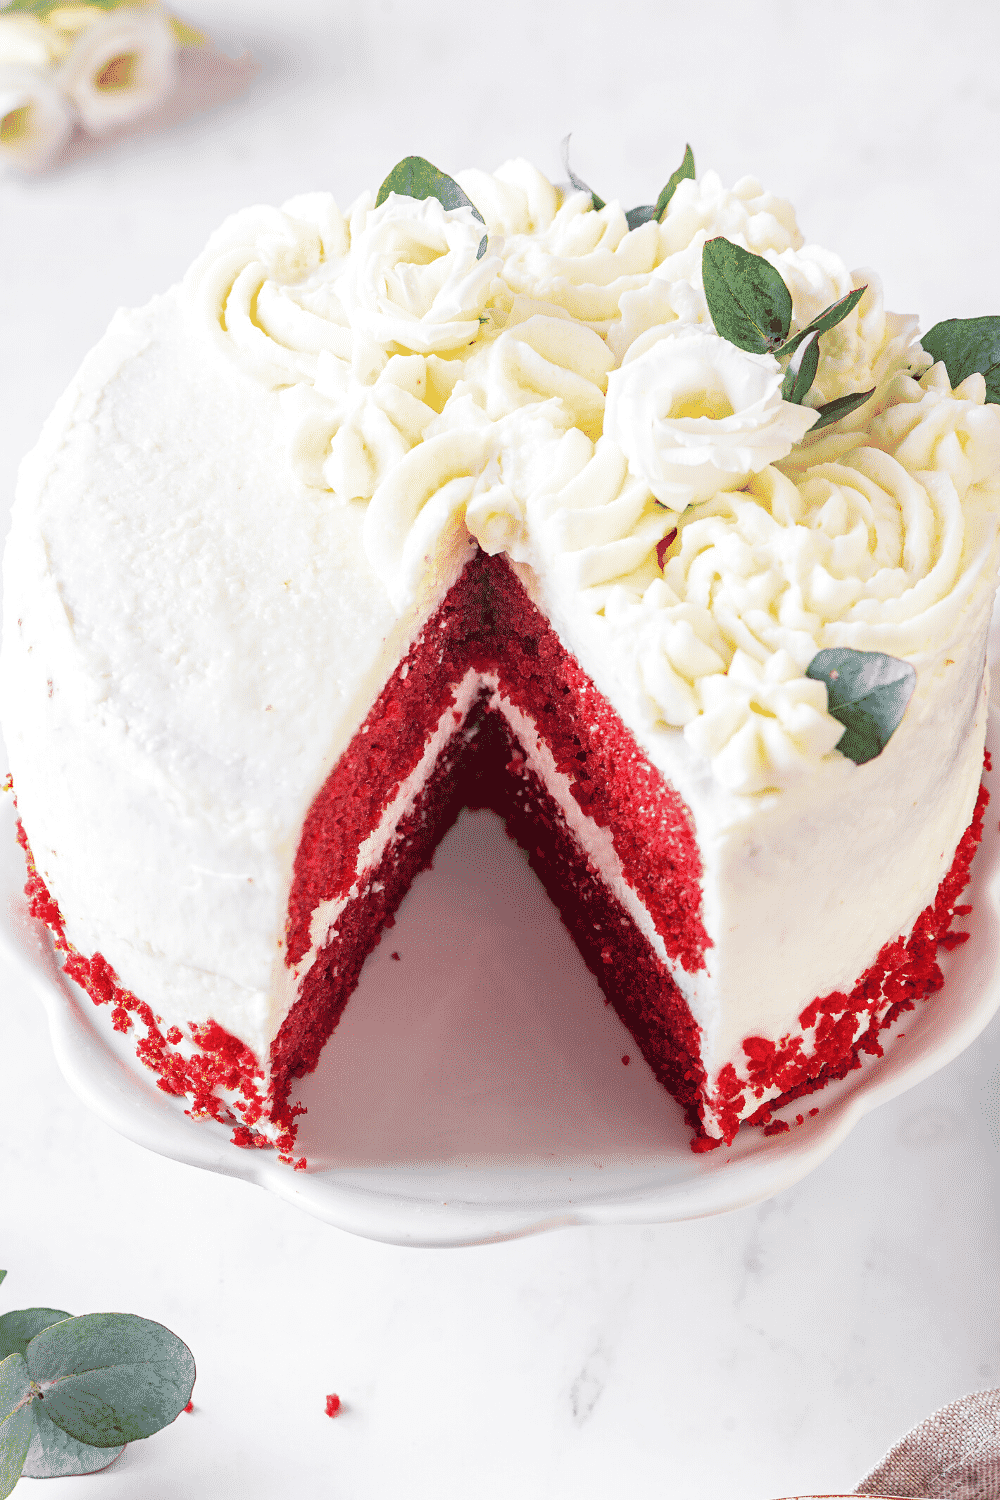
[
  {"left": 325, "top": 1394, "right": 341, "bottom": 1418},
  {"left": 622, "top": 1054, "right": 630, "bottom": 1066},
  {"left": 391, "top": 951, "right": 400, "bottom": 961},
  {"left": 183, "top": 1402, "right": 194, "bottom": 1414},
  {"left": 718, "top": 778, "right": 990, "bottom": 1144}
]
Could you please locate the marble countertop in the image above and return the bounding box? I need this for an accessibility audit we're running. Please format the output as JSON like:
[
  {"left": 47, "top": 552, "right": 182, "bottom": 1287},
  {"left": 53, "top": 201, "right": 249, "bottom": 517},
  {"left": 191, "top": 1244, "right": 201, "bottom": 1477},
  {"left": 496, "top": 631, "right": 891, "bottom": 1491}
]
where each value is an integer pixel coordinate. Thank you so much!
[{"left": 1, "top": 2, "right": 999, "bottom": 1494}]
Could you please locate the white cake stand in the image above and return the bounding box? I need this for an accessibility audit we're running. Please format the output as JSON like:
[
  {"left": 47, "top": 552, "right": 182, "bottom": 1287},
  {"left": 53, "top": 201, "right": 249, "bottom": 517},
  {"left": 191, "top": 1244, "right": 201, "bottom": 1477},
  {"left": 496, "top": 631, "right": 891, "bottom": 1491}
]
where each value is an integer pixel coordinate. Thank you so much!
[{"left": 3, "top": 703, "right": 999, "bottom": 1248}]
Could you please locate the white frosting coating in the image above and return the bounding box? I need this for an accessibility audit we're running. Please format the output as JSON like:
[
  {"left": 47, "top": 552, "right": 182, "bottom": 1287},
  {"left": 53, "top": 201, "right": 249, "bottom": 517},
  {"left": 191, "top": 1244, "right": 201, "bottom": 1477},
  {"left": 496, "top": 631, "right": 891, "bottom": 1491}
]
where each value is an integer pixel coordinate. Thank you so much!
[{"left": 4, "top": 157, "right": 999, "bottom": 1138}]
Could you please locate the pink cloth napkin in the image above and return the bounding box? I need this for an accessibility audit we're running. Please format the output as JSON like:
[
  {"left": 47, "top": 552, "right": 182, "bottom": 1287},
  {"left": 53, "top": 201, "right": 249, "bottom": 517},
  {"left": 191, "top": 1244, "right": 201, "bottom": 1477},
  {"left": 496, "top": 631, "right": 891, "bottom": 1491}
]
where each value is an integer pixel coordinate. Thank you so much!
[{"left": 855, "top": 1387, "right": 1000, "bottom": 1499}]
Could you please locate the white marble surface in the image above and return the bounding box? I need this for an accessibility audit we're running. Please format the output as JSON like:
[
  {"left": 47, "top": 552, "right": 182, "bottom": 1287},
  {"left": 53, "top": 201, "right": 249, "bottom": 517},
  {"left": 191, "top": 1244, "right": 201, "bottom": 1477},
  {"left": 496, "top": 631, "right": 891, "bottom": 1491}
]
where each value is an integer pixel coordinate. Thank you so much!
[{"left": 1, "top": 1, "right": 999, "bottom": 1494}]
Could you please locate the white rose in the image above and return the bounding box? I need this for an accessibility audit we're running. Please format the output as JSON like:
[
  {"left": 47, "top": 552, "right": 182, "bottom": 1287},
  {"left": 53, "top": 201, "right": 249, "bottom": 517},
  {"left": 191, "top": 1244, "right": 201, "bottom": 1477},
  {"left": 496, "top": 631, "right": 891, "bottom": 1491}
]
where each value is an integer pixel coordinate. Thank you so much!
[
  {"left": 0, "top": 64, "right": 74, "bottom": 173},
  {"left": 335, "top": 193, "right": 502, "bottom": 355},
  {"left": 603, "top": 325, "right": 819, "bottom": 511},
  {"left": 58, "top": 6, "right": 177, "bottom": 135}
]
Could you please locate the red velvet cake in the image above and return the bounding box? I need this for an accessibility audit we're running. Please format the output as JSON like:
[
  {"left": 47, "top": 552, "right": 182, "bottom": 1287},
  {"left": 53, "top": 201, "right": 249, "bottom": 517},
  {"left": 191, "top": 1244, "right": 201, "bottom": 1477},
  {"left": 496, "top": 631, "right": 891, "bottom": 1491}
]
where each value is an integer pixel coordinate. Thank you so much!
[{"left": 3, "top": 151, "right": 999, "bottom": 1159}]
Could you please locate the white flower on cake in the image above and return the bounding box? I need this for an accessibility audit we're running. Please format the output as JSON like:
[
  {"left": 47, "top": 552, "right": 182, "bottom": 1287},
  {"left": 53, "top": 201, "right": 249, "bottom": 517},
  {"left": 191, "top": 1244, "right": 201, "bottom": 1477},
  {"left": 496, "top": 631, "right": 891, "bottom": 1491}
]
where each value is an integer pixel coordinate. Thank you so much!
[
  {"left": 58, "top": 6, "right": 178, "bottom": 134},
  {"left": 334, "top": 194, "right": 503, "bottom": 355},
  {"left": 0, "top": 61, "right": 74, "bottom": 171},
  {"left": 604, "top": 325, "right": 819, "bottom": 511}
]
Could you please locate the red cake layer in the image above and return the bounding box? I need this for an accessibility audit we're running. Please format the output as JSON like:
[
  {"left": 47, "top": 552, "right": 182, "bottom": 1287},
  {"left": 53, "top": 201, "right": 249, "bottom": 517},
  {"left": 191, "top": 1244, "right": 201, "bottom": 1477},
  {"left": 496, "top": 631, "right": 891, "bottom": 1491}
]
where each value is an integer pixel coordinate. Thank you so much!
[{"left": 285, "top": 553, "right": 710, "bottom": 979}]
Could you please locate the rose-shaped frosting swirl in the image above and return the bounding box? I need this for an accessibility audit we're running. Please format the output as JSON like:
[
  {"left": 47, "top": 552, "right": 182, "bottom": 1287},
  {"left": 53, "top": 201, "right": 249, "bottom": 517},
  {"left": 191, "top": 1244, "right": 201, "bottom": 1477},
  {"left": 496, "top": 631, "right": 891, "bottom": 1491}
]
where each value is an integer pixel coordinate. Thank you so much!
[
  {"left": 659, "top": 171, "right": 802, "bottom": 261},
  {"left": 870, "top": 363, "right": 1000, "bottom": 498},
  {"left": 454, "top": 158, "right": 559, "bottom": 237},
  {"left": 604, "top": 326, "right": 819, "bottom": 511},
  {"left": 459, "top": 312, "right": 615, "bottom": 439},
  {"left": 334, "top": 193, "right": 502, "bottom": 354},
  {"left": 500, "top": 192, "right": 661, "bottom": 326},
  {"left": 183, "top": 195, "right": 353, "bottom": 386}
]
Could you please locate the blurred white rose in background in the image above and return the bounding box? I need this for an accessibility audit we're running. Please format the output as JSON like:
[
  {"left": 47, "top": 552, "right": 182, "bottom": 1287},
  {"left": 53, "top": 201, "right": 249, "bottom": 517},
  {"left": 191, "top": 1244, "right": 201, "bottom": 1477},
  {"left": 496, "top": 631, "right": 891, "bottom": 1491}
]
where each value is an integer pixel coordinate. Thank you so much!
[
  {"left": 0, "top": 62, "right": 74, "bottom": 172},
  {"left": 58, "top": 5, "right": 178, "bottom": 134}
]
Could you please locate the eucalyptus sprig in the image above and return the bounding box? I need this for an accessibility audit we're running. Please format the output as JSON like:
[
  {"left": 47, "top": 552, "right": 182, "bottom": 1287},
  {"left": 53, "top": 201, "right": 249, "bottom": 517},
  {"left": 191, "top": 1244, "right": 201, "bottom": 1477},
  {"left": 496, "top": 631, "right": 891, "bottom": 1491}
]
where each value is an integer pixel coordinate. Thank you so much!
[
  {"left": 701, "top": 237, "right": 874, "bottom": 428},
  {"left": 560, "top": 137, "right": 696, "bottom": 230},
  {"left": 0, "top": 1271, "right": 194, "bottom": 1496}
]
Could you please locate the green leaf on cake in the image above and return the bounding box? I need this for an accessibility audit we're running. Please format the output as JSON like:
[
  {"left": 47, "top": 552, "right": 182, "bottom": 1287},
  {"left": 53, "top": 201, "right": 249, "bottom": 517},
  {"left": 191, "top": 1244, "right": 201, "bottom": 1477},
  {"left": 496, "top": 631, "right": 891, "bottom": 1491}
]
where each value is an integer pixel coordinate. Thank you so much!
[
  {"left": 0, "top": 1307, "right": 72, "bottom": 1360},
  {"left": 781, "top": 332, "right": 819, "bottom": 405},
  {"left": 702, "top": 238, "right": 792, "bottom": 355},
  {"left": 774, "top": 285, "right": 867, "bottom": 360},
  {"left": 806, "top": 647, "right": 916, "bottom": 764},
  {"left": 626, "top": 143, "right": 696, "bottom": 230},
  {"left": 560, "top": 134, "right": 606, "bottom": 212},
  {"left": 24, "top": 1313, "right": 195, "bottom": 1448},
  {"left": 655, "top": 142, "right": 696, "bottom": 220},
  {"left": 0, "top": 1354, "right": 33, "bottom": 1500},
  {"left": 920, "top": 316, "right": 1000, "bottom": 403},
  {"left": 810, "top": 387, "right": 876, "bottom": 430},
  {"left": 375, "top": 156, "right": 488, "bottom": 258},
  {"left": 21, "top": 1405, "right": 124, "bottom": 1480}
]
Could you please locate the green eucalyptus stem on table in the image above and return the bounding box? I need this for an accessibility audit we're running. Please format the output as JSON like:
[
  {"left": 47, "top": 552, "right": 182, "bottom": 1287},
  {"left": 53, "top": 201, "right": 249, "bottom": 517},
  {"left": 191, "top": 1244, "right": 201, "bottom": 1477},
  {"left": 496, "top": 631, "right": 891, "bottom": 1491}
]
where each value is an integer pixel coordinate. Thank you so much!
[{"left": 0, "top": 1269, "right": 194, "bottom": 1495}]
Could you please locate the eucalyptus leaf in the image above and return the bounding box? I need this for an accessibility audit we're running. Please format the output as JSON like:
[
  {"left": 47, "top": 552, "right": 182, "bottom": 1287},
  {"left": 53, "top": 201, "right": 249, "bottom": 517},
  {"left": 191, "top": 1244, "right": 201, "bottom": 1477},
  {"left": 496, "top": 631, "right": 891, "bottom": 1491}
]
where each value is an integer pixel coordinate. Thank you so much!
[
  {"left": 0, "top": 1274, "right": 5, "bottom": 1288},
  {"left": 0, "top": 1353, "right": 33, "bottom": 1500},
  {"left": 654, "top": 142, "right": 695, "bottom": 220},
  {"left": 26, "top": 1313, "right": 195, "bottom": 1448},
  {"left": 811, "top": 387, "right": 875, "bottom": 430},
  {"left": 775, "top": 285, "right": 867, "bottom": 360},
  {"left": 920, "top": 316, "right": 1000, "bottom": 400},
  {"left": 0, "top": 1308, "right": 72, "bottom": 1361},
  {"left": 625, "top": 204, "right": 657, "bottom": 230},
  {"left": 560, "top": 134, "right": 605, "bottom": 211},
  {"left": 806, "top": 648, "right": 915, "bottom": 764},
  {"left": 374, "top": 156, "right": 487, "bottom": 257},
  {"left": 22, "top": 1405, "right": 124, "bottom": 1480},
  {"left": 625, "top": 144, "right": 696, "bottom": 230},
  {"left": 985, "top": 364, "right": 1000, "bottom": 404},
  {"left": 781, "top": 333, "right": 819, "bottom": 405},
  {"left": 702, "top": 238, "right": 792, "bottom": 355}
]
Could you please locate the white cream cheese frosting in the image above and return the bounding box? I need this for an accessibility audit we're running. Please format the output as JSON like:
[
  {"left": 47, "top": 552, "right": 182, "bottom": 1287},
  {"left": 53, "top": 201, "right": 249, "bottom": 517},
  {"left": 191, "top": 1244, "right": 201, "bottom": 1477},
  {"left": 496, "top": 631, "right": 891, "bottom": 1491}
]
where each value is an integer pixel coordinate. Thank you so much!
[{"left": 3, "top": 155, "right": 999, "bottom": 1139}]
